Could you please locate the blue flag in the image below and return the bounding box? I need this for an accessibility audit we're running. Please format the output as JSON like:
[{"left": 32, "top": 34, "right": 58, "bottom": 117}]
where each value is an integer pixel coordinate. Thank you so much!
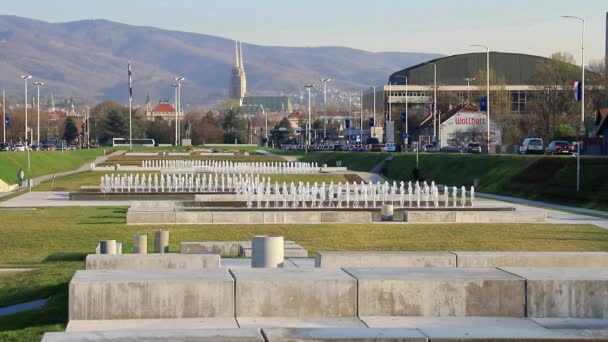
[{"left": 128, "top": 61, "right": 133, "bottom": 99}]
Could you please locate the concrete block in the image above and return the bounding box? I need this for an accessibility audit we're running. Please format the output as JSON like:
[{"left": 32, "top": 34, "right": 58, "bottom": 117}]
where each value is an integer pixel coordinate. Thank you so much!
[
  {"left": 361, "top": 316, "right": 544, "bottom": 330},
  {"left": 42, "top": 328, "right": 263, "bottom": 342},
  {"left": 264, "top": 211, "right": 286, "bottom": 223},
  {"left": 130, "top": 201, "right": 181, "bottom": 208},
  {"left": 127, "top": 210, "right": 176, "bottom": 225},
  {"left": 252, "top": 236, "right": 284, "bottom": 268},
  {"left": 287, "top": 258, "right": 316, "bottom": 268},
  {"left": 85, "top": 253, "right": 220, "bottom": 270},
  {"left": 284, "top": 211, "right": 322, "bottom": 224},
  {"left": 66, "top": 318, "right": 239, "bottom": 331},
  {"left": 346, "top": 268, "right": 525, "bottom": 317},
  {"left": 320, "top": 211, "right": 371, "bottom": 223},
  {"left": 96, "top": 242, "right": 122, "bottom": 255},
  {"left": 455, "top": 252, "right": 608, "bottom": 268},
  {"left": 241, "top": 246, "right": 308, "bottom": 258},
  {"left": 232, "top": 268, "right": 357, "bottom": 317},
  {"left": 531, "top": 317, "right": 608, "bottom": 330},
  {"left": 212, "top": 211, "right": 264, "bottom": 224},
  {"left": 237, "top": 317, "right": 367, "bottom": 328},
  {"left": 503, "top": 268, "right": 608, "bottom": 318},
  {"left": 181, "top": 241, "right": 244, "bottom": 256},
  {"left": 405, "top": 211, "right": 456, "bottom": 223},
  {"left": 418, "top": 327, "right": 608, "bottom": 340},
  {"left": 69, "top": 270, "right": 234, "bottom": 320},
  {"left": 195, "top": 194, "right": 238, "bottom": 202},
  {"left": 261, "top": 328, "right": 426, "bottom": 341},
  {"left": 315, "top": 251, "right": 456, "bottom": 268},
  {"left": 404, "top": 211, "right": 546, "bottom": 223},
  {"left": 175, "top": 211, "right": 213, "bottom": 224}
]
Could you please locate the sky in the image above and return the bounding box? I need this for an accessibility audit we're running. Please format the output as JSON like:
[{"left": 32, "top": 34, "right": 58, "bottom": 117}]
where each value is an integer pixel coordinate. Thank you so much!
[{"left": 2, "top": 0, "right": 607, "bottom": 63}]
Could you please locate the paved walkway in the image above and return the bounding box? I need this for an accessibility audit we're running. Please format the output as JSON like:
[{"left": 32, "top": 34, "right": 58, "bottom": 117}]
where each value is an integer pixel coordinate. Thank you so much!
[
  {"left": 477, "top": 192, "right": 608, "bottom": 217},
  {"left": 0, "top": 150, "right": 124, "bottom": 199},
  {"left": 256, "top": 150, "right": 298, "bottom": 162}
]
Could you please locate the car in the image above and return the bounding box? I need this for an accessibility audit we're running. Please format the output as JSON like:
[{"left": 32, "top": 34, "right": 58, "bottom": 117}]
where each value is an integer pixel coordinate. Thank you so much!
[
  {"left": 465, "top": 142, "right": 482, "bottom": 153},
  {"left": 422, "top": 144, "right": 438, "bottom": 152},
  {"left": 545, "top": 140, "right": 574, "bottom": 155},
  {"left": 67, "top": 145, "right": 77, "bottom": 150},
  {"left": 0, "top": 143, "right": 10, "bottom": 151},
  {"left": 384, "top": 142, "right": 396, "bottom": 152},
  {"left": 13, "top": 144, "right": 26, "bottom": 152},
  {"left": 519, "top": 138, "right": 544, "bottom": 154},
  {"left": 370, "top": 144, "right": 382, "bottom": 152},
  {"left": 30, "top": 145, "right": 40, "bottom": 151}
]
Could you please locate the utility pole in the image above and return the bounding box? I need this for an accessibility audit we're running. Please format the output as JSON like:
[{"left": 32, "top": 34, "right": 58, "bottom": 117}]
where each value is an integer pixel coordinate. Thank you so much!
[
  {"left": 320, "top": 78, "right": 331, "bottom": 142},
  {"left": 2, "top": 89, "right": 5, "bottom": 144},
  {"left": 21, "top": 75, "right": 32, "bottom": 145},
  {"left": 34, "top": 81, "right": 44, "bottom": 146},
  {"left": 304, "top": 84, "right": 315, "bottom": 152}
]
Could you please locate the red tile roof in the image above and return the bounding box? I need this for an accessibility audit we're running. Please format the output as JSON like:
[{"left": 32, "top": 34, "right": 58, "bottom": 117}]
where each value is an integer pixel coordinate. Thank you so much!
[{"left": 152, "top": 102, "right": 176, "bottom": 113}]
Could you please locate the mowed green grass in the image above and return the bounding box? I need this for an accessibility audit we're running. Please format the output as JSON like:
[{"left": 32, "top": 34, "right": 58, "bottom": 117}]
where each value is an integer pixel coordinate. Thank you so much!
[
  {"left": 1, "top": 205, "right": 608, "bottom": 340},
  {"left": 0, "top": 149, "right": 106, "bottom": 184},
  {"left": 32, "top": 172, "right": 349, "bottom": 191}
]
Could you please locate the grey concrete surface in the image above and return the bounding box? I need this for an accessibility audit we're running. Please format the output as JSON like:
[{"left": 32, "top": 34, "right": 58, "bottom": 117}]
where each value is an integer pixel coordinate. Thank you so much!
[
  {"left": 66, "top": 318, "right": 239, "bottom": 331},
  {"left": 261, "top": 327, "right": 426, "bottom": 341},
  {"left": 531, "top": 318, "right": 608, "bottom": 330},
  {"left": 315, "top": 251, "right": 456, "bottom": 268},
  {"left": 85, "top": 253, "right": 220, "bottom": 270},
  {"left": 182, "top": 241, "right": 246, "bottom": 256},
  {"left": 69, "top": 270, "right": 234, "bottom": 320},
  {"left": 237, "top": 317, "right": 367, "bottom": 328},
  {"left": 404, "top": 210, "right": 547, "bottom": 223},
  {"left": 502, "top": 267, "right": 608, "bottom": 318},
  {"left": 346, "top": 267, "right": 525, "bottom": 317},
  {"left": 361, "top": 316, "right": 545, "bottom": 330},
  {"left": 418, "top": 327, "right": 608, "bottom": 340},
  {"left": 42, "top": 328, "right": 264, "bottom": 342},
  {"left": 455, "top": 252, "right": 608, "bottom": 268},
  {"left": 0, "top": 191, "right": 133, "bottom": 207},
  {"left": 232, "top": 268, "right": 357, "bottom": 317}
]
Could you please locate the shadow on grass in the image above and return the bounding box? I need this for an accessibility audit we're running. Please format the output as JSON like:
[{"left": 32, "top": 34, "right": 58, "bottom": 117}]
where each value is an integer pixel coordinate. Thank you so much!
[
  {"left": 0, "top": 291, "right": 67, "bottom": 333},
  {"left": 43, "top": 253, "right": 86, "bottom": 262}
]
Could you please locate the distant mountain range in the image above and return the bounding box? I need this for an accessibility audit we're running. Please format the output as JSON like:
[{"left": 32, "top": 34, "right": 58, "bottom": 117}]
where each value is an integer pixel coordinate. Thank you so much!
[{"left": 0, "top": 15, "right": 441, "bottom": 108}]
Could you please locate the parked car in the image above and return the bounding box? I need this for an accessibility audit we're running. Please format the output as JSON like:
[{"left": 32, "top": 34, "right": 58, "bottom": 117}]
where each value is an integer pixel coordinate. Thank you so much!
[
  {"left": 384, "top": 143, "right": 396, "bottom": 152},
  {"left": 422, "top": 144, "right": 438, "bottom": 152},
  {"left": 13, "top": 144, "right": 26, "bottom": 152},
  {"left": 67, "top": 145, "right": 77, "bottom": 150},
  {"left": 545, "top": 140, "right": 574, "bottom": 155},
  {"left": 465, "top": 142, "right": 482, "bottom": 153},
  {"left": 370, "top": 144, "right": 382, "bottom": 152},
  {"left": 0, "top": 143, "right": 10, "bottom": 151},
  {"left": 518, "top": 138, "right": 544, "bottom": 154},
  {"left": 30, "top": 144, "right": 40, "bottom": 151}
]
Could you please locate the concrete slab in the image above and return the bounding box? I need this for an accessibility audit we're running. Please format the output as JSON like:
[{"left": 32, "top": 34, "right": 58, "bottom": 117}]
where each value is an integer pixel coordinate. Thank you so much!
[
  {"left": 66, "top": 318, "right": 239, "bottom": 331},
  {"left": 231, "top": 268, "right": 357, "bottom": 317},
  {"left": 418, "top": 327, "right": 608, "bottom": 340},
  {"left": 531, "top": 318, "right": 608, "bottom": 330},
  {"left": 315, "top": 251, "right": 456, "bottom": 268},
  {"left": 287, "top": 258, "right": 316, "bottom": 268},
  {"left": 69, "top": 270, "right": 234, "bottom": 320},
  {"left": 346, "top": 268, "right": 525, "bottom": 317},
  {"left": 237, "top": 317, "right": 367, "bottom": 328},
  {"left": 127, "top": 210, "right": 176, "bottom": 224},
  {"left": 502, "top": 268, "right": 608, "bottom": 318},
  {"left": 361, "top": 316, "right": 545, "bottom": 330},
  {"left": 181, "top": 241, "right": 245, "bottom": 256},
  {"left": 175, "top": 211, "right": 213, "bottom": 224},
  {"left": 42, "top": 328, "right": 264, "bottom": 342},
  {"left": 240, "top": 246, "right": 308, "bottom": 258},
  {"left": 85, "top": 253, "right": 220, "bottom": 270},
  {"left": 455, "top": 252, "right": 608, "bottom": 268},
  {"left": 261, "top": 328, "right": 426, "bottom": 341}
]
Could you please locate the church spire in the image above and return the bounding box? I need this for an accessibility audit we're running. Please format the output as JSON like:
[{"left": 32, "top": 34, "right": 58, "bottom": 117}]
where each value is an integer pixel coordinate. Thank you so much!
[
  {"left": 235, "top": 40, "right": 240, "bottom": 68},
  {"left": 239, "top": 41, "right": 244, "bottom": 69}
]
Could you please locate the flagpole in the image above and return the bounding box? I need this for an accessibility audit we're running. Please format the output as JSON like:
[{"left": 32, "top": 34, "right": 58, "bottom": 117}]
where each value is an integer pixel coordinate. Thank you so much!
[
  {"left": 2, "top": 89, "right": 5, "bottom": 144},
  {"left": 128, "top": 60, "right": 132, "bottom": 151}
]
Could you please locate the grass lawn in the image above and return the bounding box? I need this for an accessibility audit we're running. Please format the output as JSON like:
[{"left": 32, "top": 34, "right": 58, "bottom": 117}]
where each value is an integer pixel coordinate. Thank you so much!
[
  {"left": 0, "top": 205, "right": 607, "bottom": 340},
  {"left": 32, "top": 172, "right": 350, "bottom": 191},
  {"left": 0, "top": 149, "right": 107, "bottom": 185}
]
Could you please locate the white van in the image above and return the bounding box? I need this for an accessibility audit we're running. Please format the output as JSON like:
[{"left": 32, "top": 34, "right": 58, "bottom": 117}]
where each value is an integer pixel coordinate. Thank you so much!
[
  {"left": 384, "top": 143, "right": 396, "bottom": 152},
  {"left": 518, "top": 138, "right": 544, "bottom": 154}
]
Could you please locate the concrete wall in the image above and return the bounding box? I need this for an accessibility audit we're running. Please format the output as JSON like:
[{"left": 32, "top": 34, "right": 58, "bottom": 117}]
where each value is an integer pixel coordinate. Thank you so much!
[
  {"left": 85, "top": 254, "right": 220, "bottom": 270},
  {"left": 315, "top": 252, "right": 456, "bottom": 268},
  {"left": 69, "top": 270, "right": 234, "bottom": 320},
  {"left": 456, "top": 252, "right": 608, "bottom": 268},
  {"left": 262, "top": 328, "right": 427, "bottom": 341},
  {"left": 232, "top": 269, "right": 357, "bottom": 317},
  {"left": 504, "top": 268, "right": 608, "bottom": 318},
  {"left": 42, "top": 328, "right": 264, "bottom": 341},
  {"left": 346, "top": 268, "right": 525, "bottom": 317},
  {"left": 181, "top": 241, "right": 245, "bottom": 257},
  {"left": 405, "top": 211, "right": 546, "bottom": 223}
]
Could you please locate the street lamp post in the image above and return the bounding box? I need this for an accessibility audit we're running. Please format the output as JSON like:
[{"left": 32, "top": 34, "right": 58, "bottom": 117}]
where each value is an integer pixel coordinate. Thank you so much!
[
  {"left": 320, "top": 78, "right": 331, "bottom": 142},
  {"left": 21, "top": 75, "right": 32, "bottom": 145},
  {"left": 464, "top": 77, "right": 476, "bottom": 102},
  {"left": 172, "top": 83, "right": 179, "bottom": 146},
  {"left": 370, "top": 86, "right": 377, "bottom": 138},
  {"left": 263, "top": 106, "right": 268, "bottom": 147},
  {"left": 304, "top": 85, "right": 314, "bottom": 153},
  {"left": 561, "top": 15, "right": 585, "bottom": 192},
  {"left": 175, "top": 77, "right": 185, "bottom": 146},
  {"left": 359, "top": 90, "right": 363, "bottom": 143},
  {"left": 2, "top": 89, "right": 5, "bottom": 144},
  {"left": 433, "top": 64, "right": 437, "bottom": 143},
  {"left": 471, "top": 45, "right": 490, "bottom": 153},
  {"left": 33, "top": 81, "right": 44, "bottom": 146}
]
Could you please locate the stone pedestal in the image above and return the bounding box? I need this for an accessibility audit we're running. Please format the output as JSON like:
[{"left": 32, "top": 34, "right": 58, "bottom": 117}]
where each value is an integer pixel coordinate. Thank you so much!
[
  {"left": 134, "top": 234, "right": 147, "bottom": 254},
  {"left": 154, "top": 230, "right": 170, "bottom": 254},
  {"left": 252, "top": 236, "right": 284, "bottom": 268},
  {"left": 381, "top": 204, "right": 394, "bottom": 221},
  {"left": 99, "top": 240, "right": 117, "bottom": 255},
  {"left": 181, "top": 139, "right": 192, "bottom": 146}
]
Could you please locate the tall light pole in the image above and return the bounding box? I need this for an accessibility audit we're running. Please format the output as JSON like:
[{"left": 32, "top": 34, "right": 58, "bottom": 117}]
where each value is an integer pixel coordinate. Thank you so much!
[
  {"left": 359, "top": 90, "right": 363, "bottom": 143},
  {"left": 464, "top": 77, "right": 475, "bottom": 102},
  {"left": 263, "top": 106, "right": 268, "bottom": 147},
  {"left": 175, "top": 77, "right": 185, "bottom": 146},
  {"left": 2, "top": 89, "right": 5, "bottom": 144},
  {"left": 304, "top": 85, "right": 314, "bottom": 148},
  {"left": 320, "top": 78, "right": 330, "bottom": 142},
  {"left": 371, "top": 86, "right": 377, "bottom": 137},
  {"left": 433, "top": 64, "right": 437, "bottom": 143},
  {"left": 172, "top": 83, "right": 179, "bottom": 146},
  {"left": 471, "top": 45, "right": 490, "bottom": 153},
  {"left": 21, "top": 75, "right": 32, "bottom": 145},
  {"left": 561, "top": 15, "right": 585, "bottom": 192},
  {"left": 33, "top": 81, "right": 44, "bottom": 146}
]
